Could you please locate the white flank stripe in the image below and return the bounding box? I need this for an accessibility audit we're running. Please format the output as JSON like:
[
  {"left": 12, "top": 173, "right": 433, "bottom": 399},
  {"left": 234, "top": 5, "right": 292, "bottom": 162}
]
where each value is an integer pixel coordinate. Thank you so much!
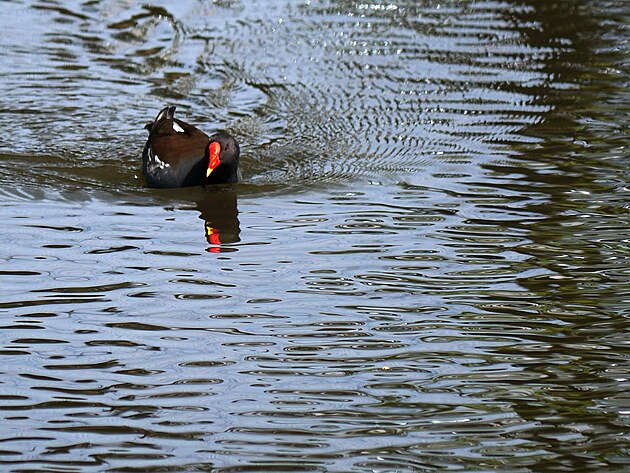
[{"left": 151, "top": 152, "right": 170, "bottom": 170}]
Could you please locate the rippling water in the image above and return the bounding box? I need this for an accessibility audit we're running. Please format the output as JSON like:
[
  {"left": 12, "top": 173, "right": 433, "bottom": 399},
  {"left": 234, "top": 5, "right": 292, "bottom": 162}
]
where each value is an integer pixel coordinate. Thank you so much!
[{"left": 1, "top": 0, "right": 629, "bottom": 471}]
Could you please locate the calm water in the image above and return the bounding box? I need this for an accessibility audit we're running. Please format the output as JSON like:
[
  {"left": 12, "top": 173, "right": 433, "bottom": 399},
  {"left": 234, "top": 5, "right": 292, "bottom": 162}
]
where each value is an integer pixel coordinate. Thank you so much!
[{"left": 1, "top": 0, "right": 629, "bottom": 471}]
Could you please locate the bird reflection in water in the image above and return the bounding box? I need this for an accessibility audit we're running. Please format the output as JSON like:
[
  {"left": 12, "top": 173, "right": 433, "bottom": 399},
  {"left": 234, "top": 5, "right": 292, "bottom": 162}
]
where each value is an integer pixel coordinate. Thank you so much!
[{"left": 195, "top": 189, "right": 240, "bottom": 253}]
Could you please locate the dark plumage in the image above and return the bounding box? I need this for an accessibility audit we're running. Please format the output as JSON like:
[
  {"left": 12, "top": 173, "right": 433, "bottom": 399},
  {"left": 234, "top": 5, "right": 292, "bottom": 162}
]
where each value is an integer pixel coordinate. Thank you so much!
[{"left": 142, "top": 106, "right": 240, "bottom": 188}]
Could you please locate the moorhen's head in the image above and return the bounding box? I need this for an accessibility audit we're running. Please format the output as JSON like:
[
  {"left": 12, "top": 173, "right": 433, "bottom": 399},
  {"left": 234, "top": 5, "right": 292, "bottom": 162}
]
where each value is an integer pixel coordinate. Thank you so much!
[{"left": 205, "top": 132, "right": 240, "bottom": 185}]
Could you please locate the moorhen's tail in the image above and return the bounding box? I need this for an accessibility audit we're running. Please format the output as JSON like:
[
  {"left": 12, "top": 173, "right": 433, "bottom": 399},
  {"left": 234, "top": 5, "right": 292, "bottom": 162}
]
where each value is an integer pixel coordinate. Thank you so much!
[
  {"left": 156, "top": 106, "right": 176, "bottom": 121},
  {"left": 145, "top": 106, "right": 176, "bottom": 131}
]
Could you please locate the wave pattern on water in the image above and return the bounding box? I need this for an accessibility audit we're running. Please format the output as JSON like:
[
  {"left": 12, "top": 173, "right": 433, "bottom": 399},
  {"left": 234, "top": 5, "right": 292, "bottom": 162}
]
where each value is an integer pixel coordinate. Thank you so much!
[
  {"left": 0, "top": 0, "right": 629, "bottom": 471},
  {"left": 1, "top": 176, "right": 630, "bottom": 470},
  {"left": 0, "top": 0, "right": 581, "bottom": 192}
]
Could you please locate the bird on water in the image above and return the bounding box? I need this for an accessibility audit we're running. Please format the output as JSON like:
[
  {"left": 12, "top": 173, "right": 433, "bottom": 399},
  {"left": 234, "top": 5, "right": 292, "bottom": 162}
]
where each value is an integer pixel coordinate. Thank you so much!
[{"left": 142, "top": 106, "right": 240, "bottom": 188}]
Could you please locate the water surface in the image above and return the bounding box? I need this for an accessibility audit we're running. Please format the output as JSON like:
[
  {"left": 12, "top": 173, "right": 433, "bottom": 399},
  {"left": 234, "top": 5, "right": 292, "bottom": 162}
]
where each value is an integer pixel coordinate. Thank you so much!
[{"left": 1, "top": 0, "right": 629, "bottom": 471}]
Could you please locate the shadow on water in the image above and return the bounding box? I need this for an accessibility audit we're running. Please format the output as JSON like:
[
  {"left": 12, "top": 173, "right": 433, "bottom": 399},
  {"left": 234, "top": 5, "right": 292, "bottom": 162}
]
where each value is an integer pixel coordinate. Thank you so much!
[
  {"left": 122, "top": 185, "right": 242, "bottom": 253},
  {"left": 196, "top": 189, "right": 240, "bottom": 251}
]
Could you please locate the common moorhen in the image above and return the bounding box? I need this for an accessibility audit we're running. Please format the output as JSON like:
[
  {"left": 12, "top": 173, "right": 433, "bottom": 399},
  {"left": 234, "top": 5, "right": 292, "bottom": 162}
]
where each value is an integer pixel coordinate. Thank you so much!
[{"left": 142, "top": 106, "right": 240, "bottom": 188}]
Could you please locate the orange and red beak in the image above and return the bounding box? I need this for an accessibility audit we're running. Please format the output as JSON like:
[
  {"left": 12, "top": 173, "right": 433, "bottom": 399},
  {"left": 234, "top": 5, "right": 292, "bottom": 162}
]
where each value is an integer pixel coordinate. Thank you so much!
[{"left": 207, "top": 141, "right": 221, "bottom": 177}]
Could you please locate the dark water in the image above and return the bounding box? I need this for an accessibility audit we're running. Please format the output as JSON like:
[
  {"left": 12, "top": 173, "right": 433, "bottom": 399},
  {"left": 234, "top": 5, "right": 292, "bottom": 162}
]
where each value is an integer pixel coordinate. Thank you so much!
[{"left": 1, "top": 0, "right": 629, "bottom": 471}]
